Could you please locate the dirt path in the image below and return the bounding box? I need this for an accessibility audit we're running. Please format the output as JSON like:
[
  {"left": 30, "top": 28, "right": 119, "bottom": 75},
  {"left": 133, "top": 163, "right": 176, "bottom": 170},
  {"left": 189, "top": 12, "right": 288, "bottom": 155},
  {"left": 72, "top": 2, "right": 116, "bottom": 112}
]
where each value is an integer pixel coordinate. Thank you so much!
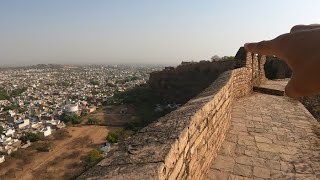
[{"left": 20, "top": 126, "right": 103, "bottom": 180}]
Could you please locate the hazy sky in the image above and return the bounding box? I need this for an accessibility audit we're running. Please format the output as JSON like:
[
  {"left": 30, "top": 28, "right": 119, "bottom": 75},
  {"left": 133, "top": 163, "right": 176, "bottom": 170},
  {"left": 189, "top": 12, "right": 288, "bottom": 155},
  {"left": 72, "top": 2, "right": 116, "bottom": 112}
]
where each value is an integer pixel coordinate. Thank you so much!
[{"left": 1, "top": 0, "right": 319, "bottom": 66}]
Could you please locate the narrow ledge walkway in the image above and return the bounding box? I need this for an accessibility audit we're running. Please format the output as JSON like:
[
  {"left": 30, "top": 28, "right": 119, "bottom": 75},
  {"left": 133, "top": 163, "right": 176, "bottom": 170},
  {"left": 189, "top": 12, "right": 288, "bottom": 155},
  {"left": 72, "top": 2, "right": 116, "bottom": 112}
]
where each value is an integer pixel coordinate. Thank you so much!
[{"left": 205, "top": 81, "right": 320, "bottom": 180}]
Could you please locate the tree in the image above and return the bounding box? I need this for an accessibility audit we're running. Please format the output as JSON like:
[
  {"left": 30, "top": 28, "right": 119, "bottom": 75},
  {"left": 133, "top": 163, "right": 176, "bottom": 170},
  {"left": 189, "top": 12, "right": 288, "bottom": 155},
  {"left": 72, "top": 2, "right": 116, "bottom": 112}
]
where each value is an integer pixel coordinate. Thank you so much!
[
  {"left": 87, "top": 118, "right": 99, "bottom": 125},
  {"left": 211, "top": 55, "right": 221, "bottom": 61},
  {"left": 84, "top": 149, "right": 103, "bottom": 168},
  {"left": 11, "top": 87, "right": 27, "bottom": 97},
  {"left": 3, "top": 105, "right": 18, "bottom": 111},
  {"left": 0, "top": 88, "right": 9, "bottom": 100},
  {"left": 106, "top": 131, "right": 119, "bottom": 143},
  {"left": 20, "top": 132, "right": 44, "bottom": 143},
  {"left": 89, "top": 80, "right": 99, "bottom": 85},
  {"left": 53, "top": 129, "right": 70, "bottom": 140},
  {"left": 61, "top": 113, "right": 82, "bottom": 124},
  {"left": 221, "top": 56, "right": 235, "bottom": 61},
  {"left": 33, "top": 142, "right": 52, "bottom": 152}
]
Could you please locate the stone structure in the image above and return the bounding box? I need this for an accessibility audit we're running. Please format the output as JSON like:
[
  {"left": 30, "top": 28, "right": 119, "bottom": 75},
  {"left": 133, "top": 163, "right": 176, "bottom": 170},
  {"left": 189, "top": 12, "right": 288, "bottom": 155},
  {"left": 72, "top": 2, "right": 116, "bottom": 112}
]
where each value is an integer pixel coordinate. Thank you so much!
[
  {"left": 148, "top": 60, "right": 234, "bottom": 104},
  {"left": 264, "top": 57, "right": 292, "bottom": 80},
  {"left": 79, "top": 48, "right": 269, "bottom": 179},
  {"left": 206, "top": 84, "right": 320, "bottom": 179}
]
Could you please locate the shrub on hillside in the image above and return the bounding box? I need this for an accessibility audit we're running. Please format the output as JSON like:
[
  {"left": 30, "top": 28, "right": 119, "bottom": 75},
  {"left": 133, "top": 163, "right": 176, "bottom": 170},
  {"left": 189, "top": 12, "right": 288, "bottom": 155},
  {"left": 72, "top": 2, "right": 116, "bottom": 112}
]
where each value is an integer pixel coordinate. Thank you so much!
[
  {"left": 106, "top": 131, "right": 119, "bottom": 143},
  {"left": 61, "top": 113, "right": 82, "bottom": 124},
  {"left": 87, "top": 117, "right": 99, "bottom": 125},
  {"left": 33, "top": 142, "right": 52, "bottom": 152},
  {"left": 53, "top": 129, "right": 71, "bottom": 140},
  {"left": 84, "top": 149, "right": 103, "bottom": 168},
  {"left": 20, "top": 132, "right": 44, "bottom": 143}
]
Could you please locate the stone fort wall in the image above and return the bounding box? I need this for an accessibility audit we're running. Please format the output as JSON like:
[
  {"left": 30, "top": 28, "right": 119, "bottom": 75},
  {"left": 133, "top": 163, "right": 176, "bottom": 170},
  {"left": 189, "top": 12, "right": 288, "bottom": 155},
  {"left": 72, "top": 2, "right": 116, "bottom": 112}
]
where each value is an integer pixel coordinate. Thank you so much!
[
  {"left": 148, "top": 60, "right": 234, "bottom": 104},
  {"left": 79, "top": 50, "right": 267, "bottom": 180}
]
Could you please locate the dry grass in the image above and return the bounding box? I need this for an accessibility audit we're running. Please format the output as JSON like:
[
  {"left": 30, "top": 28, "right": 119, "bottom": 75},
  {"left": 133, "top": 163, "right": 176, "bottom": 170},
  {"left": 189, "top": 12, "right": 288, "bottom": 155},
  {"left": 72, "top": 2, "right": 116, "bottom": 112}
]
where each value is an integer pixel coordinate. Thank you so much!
[{"left": 0, "top": 125, "right": 120, "bottom": 180}]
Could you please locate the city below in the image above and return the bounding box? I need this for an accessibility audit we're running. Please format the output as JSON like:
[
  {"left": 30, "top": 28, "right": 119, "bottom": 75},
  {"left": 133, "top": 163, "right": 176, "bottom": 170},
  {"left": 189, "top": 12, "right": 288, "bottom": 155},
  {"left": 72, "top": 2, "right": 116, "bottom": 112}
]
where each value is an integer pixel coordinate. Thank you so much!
[{"left": 0, "top": 64, "right": 163, "bottom": 179}]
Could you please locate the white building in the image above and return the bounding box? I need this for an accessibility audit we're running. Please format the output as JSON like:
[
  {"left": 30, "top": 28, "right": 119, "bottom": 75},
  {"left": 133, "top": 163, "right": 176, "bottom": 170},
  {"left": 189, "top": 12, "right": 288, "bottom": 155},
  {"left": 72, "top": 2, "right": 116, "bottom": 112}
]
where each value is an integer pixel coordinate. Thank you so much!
[
  {"left": 8, "top": 110, "right": 16, "bottom": 117},
  {"left": 41, "top": 126, "right": 52, "bottom": 137},
  {"left": 64, "top": 104, "right": 79, "bottom": 114},
  {"left": 4, "top": 128, "right": 15, "bottom": 137},
  {"left": 0, "top": 155, "right": 5, "bottom": 164},
  {"left": 17, "top": 119, "right": 30, "bottom": 129}
]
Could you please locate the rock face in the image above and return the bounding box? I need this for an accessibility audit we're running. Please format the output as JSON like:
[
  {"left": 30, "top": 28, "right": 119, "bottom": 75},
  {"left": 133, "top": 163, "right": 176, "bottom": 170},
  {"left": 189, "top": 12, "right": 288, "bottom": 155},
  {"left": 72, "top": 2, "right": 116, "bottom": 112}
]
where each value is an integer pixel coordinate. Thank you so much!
[
  {"left": 264, "top": 57, "right": 292, "bottom": 79},
  {"left": 148, "top": 60, "right": 234, "bottom": 104}
]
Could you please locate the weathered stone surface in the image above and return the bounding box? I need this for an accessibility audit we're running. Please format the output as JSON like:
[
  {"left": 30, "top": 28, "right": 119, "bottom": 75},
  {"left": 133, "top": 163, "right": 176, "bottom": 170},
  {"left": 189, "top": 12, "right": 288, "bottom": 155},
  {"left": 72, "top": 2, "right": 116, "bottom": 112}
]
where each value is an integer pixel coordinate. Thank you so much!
[
  {"left": 234, "top": 164, "right": 252, "bottom": 177},
  {"left": 79, "top": 62, "right": 255, "bottom": 179},
  {"left": 206, "top": 93, "right": 319, "bottom": 180},
  {"left": 204, "top": 169, "right": 229, "bottom": 180},
  {"left": 213, "top": 155, "right": 235, "bottom": 172},
  {"left": 78, "top": 162, "right": 165, "bottom": 180},
  {"left": 254, "top": 136, "right": 272, "bottom": 144},
  {"left": 80, "top": 52, "right": 318, "bottom": 180},
  {"left": 253, "top": 167, "right": 270, "bottom": 179}
]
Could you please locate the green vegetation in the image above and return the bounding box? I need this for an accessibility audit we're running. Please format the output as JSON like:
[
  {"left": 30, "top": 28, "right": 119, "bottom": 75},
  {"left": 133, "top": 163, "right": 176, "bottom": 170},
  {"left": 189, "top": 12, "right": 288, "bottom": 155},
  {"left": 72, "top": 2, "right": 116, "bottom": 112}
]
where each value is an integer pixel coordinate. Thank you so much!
[
  {"left": 33, "top": 141, "right": 52, "bottom": 152},
  {"left": 57, "top": 82, "right": 73, "bottom": 87},
  {"left": 0, "top": 87, "right": 27, "bottom": 100},
  {"left": 111, "top": 86, "right": 167, "bottom": 131},
  {"left": 221, "top": 56, "right": 234, "bottom": 61},
  {"left": 0, "top": 88, "right": 8, "bottom": 100},
  {"left": 89, "top": 79, "right": 99, "bottom": 85},
  {"left": 53, "top": 129, "right": 71, "bottom": 140},
  {"left": 106, "top": 82, "right": 116, "bottom": 87},
  {"left": 3, "top": 105, "right": 18, "bottom": 111},
  {"left": 106, "top": 130, "right": 132, "bottom": 143},
  {"left": 20, "top": 132, "right": 44, "bottom": 143},
  {"left": 129, "top": 76, "right": 139, "bottom": 81},
  {"left": 87, "top": 117, "right": 99, "bottom": 125},
  {"left": 84, "top": 149, "right": 103, "bottom": 168},
  {"left": 211, "top": 55, "right": 234, "bottom": 61},
  {"left": 115, "top": 76, "right": 139, "bottom": 84},
  {"left": 61, "top": 113, "right": 82, "bottom": 124},
  {"left": 106, "top": 131, "right": 119, "bottom": 143},
  {"left": 11, "top": 87, "right": 27, "bottom": 97}
]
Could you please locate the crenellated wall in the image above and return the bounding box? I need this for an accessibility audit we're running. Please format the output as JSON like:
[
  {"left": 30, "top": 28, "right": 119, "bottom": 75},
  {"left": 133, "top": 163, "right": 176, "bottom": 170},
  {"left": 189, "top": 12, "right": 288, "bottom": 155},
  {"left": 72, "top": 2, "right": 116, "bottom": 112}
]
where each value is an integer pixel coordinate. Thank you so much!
[{"left": 78, "top": 50, "right": 267, "bottom": 180}]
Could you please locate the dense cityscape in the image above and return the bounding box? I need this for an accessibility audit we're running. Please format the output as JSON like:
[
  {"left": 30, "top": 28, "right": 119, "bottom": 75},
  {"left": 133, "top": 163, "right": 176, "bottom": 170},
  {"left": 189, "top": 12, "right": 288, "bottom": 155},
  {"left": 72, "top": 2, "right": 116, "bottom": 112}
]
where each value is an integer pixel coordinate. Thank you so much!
[{"left": 0, "top": 64, "right": 161, "bottom": 170}]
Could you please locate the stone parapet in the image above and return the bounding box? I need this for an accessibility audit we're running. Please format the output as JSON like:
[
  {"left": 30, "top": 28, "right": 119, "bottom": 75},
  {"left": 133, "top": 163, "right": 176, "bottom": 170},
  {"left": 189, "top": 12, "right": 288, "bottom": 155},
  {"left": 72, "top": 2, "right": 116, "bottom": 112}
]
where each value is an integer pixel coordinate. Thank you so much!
[
  {"left": 78, "top": 50, "right": 269, "bottom": 179},
  {"left": 78, "top": 66, "right": 253, "bottom": 180}
]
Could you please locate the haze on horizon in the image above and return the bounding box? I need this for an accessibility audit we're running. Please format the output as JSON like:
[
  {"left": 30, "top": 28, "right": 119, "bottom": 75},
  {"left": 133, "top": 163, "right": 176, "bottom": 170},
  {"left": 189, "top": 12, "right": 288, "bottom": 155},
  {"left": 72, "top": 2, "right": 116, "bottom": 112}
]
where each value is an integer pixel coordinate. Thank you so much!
[{"left": 0, "top": 0, "right": 319, "bottom": 66}]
